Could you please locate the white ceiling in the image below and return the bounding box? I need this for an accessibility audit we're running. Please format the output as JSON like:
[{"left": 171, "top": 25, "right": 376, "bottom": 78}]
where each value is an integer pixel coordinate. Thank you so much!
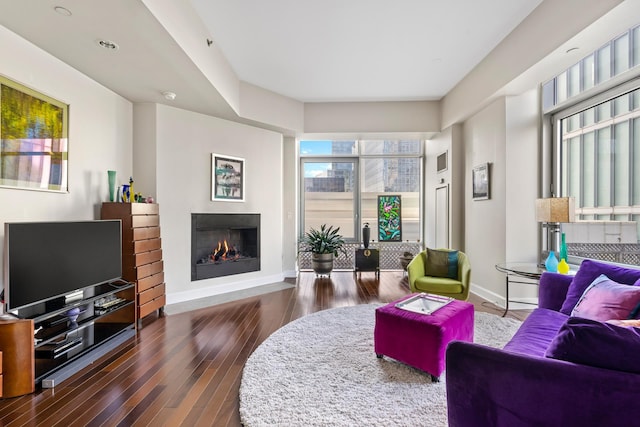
[
  {"left": 190, "top": 0, "right": 543, "bottom": 102},
  {"left": 0, "top": 0, "right": 635, "bottom": 132},
  {"left": 0, "top": 0, "right": 541, "bottom": 109}
]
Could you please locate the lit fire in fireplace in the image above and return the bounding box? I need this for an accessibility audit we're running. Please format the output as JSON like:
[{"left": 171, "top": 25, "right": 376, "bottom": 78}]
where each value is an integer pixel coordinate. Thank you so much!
[{"left": 211, "top": 240, "right": 240, "bottom": 262}]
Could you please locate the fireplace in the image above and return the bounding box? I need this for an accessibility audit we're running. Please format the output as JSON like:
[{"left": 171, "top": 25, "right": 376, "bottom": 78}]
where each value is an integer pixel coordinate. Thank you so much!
[{"left": 191, "top": 213, "right": 260, "bottom": 281}]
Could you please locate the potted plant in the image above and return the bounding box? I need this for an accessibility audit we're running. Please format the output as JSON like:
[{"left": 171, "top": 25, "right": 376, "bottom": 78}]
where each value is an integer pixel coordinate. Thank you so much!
[{"left": 299, "top": 224, "right": 347, "bottom": 276}]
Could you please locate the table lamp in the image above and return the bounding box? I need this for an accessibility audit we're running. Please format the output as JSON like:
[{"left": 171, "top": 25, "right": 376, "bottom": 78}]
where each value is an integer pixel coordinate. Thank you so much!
[{"left": 535, "top": 197, "right": 575, "bottom": 256}]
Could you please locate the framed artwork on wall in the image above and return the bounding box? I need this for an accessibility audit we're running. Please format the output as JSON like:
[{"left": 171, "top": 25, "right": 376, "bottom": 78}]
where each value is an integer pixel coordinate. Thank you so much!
[
  {"left": 436, "top": 150, "right": 448, "bottom": 173},
  {"left": 378, "top": 195, "right": 402, "bottom": 241},
  {"left": 472, "top": 162, "right": 490, "bottom": 200},
  {"left": 211, "top": 153, "right": 244, "bottom": 201},
  {"left": 0, "top": 76, "right": 69, "bottom": 192}
]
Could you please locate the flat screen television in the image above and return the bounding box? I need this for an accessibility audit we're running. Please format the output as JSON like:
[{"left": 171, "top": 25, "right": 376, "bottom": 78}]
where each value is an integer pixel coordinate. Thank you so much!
[{"left": 3, "top": 220, "right": 122, "bottom": 313}]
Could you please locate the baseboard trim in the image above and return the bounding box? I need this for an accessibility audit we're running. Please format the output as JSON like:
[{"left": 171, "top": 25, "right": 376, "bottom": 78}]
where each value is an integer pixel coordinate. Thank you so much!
[
  {"left": 471, "top": 283, "right": 538, "bottom": 310},
  {"left": 168, "top": 273, "right": 286, "bottom": 305}
]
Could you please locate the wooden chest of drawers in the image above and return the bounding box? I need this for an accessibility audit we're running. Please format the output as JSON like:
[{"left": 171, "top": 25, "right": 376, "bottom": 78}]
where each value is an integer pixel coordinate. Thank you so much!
[{"left": 101, "top": 202, "right": 166, "bottom": 327}]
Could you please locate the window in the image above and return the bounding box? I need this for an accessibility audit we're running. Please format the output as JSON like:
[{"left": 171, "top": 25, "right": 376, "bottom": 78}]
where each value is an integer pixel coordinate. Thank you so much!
[
  {"left": 553, "top": 87, "right": 640, "bottom": 265},
  {"left": 546, "top": 23, "right": 640, "bottom": 267},
  {"left": 299, "top": 140, "right": 422, "bottom": 243},
  {"left": 543, "top": 25, "right": 640, "bottom": 111}
]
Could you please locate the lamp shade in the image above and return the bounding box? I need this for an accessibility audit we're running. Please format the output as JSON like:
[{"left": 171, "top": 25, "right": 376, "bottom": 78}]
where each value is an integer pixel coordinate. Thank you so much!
[{"left": 535, "top": 197, "right": 575, "bottom": 223}]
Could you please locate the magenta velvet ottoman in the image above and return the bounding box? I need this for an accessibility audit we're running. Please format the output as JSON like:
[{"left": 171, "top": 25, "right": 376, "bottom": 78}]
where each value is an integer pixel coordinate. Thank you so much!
[{"left": 374, "top": 294, "right": 474, "bottom": 381}]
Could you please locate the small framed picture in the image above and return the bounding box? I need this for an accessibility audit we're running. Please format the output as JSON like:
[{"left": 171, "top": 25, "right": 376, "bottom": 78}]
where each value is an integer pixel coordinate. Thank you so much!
[
  {"left": 212, "top": 153, "right": 244, "bottom": 202},
  {"left": 436, "top": 151, "right": 448, "bottom": 174},
  {"left": 472, "top": 163, "right": 490, "bottom": 201}
]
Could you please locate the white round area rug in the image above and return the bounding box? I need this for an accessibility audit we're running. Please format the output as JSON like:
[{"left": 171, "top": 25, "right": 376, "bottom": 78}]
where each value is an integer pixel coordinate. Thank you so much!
[{"left": 239, "top": 304, "right": 521, "bottom": 427}]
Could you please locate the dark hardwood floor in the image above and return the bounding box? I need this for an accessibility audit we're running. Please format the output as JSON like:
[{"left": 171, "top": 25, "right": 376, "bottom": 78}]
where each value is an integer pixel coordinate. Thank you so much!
[{"left": 0, "top": 271, "right": 529, "bottom": 426}]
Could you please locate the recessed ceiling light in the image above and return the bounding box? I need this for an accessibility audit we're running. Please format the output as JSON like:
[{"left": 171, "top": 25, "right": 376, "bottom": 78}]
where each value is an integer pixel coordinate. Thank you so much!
[
  {"left": 54, "top": 6, "right": 72, "bottom": 16},
  {"left": 97, "top": 39, "right": 119, "bottom": 51},
  {"left": 161, "top": 91, "right": 176, "bottom": 101}
]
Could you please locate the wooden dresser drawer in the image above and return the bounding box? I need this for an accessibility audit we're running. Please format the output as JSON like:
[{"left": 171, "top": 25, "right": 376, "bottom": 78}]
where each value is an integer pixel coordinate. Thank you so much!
[
  {"left": 138, "top": 272, "right": 164, "bottom": 293},
  {"left": 122, "top": 257, "right": 162, "bottom": 282},
  {"left": 131, "top": 215, "right": 159, "bottom": 228},
  {"left": 139, "top": 283, "right": 165, "bottom": 305},
  {"left": 123, "top": 250, "right": 162, "bottom": 271},
  {"left": 132, "top": 226, "right": 160, "bottom": 241},
  {"left": 136, "top": 249, "right": 162, "bottom": 266},
  {"left": 122, "top": 237, "right": 161, "bottom": 255},
  {"left": 101, "top": 202, "right": 159, "bottom": 216},
  {"left": 135, "top": 261, "right": 164, "bottom": 281},
  {"left": 138, "top": 295, "right": 166, "bottom": 319},
  {"left": 133, "top": 238, "right": 161, "bottom": 254}
]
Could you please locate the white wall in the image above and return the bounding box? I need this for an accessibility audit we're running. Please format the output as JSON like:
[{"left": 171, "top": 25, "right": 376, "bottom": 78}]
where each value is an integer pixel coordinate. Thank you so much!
[
  {"left": 425, "top": 125, "right": 464, "bottom": 251},
  {"left": 0, "top": 25, "right": 133, "bottom": 293},
  {"left": 505, "top": 89, "right": 539, "bottom": 264},
  {"left": 239, "top": 82, "right": 304, "bottom": 133},
  {"left": 132, "top": 103, "right": 158, "bottom": 199},
  {"left": 461, "top": 90, "right": 541, "bottom": 307},
  {"left": 463, "top": 98, "right": 507, "bottom": 302},
  {"left": 136, "top": 104, "right": 284, "bottom": 304},
  {"left": 282, "top": 136, "right": 297, "bottom": 277},
  {"left": 304, "top": 101, "right": 440, "bottom": 134}
]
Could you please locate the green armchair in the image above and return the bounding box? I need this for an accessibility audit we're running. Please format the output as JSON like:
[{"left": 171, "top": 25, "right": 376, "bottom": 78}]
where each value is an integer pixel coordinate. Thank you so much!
[{"left": 407, "top": 249, "right": 471, "bottom": 300}]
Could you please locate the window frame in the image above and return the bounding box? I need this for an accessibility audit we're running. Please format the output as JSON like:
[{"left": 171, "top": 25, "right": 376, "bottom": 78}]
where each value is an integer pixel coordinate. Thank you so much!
[
  {"left": 548, "top": 76, "right": 640, "bottom": 266},
  {"left": 298, "top": 139, "right": 424, "bottom": 243}
]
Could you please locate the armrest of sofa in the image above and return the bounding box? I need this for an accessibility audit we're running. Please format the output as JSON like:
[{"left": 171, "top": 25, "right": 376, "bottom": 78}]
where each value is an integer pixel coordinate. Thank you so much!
[
  {"left": 446, "top": 341, "right": 640, "bottom": 426},
  {"left": 538, "top": 272, "right": 573, "bottom": 311},
  {"left": 406, "top": 251, "right": 425, "bottom": 290}
]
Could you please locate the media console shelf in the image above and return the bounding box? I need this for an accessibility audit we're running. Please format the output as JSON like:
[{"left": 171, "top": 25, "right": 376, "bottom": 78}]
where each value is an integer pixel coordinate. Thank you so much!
[{"left": 15, "top": 281, "right": 135, "bottom": 388}]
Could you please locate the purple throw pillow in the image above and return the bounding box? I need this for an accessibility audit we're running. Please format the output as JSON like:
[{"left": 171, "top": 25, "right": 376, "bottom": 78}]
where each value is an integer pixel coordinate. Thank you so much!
[
  {"left": 545, "top": 317, "right": 640, "bottom": 374},
  {"left": 560, "top": 259, "right": 640, "bottom": 315},
  {"left": 570, "top": 274, "right": 640, "bottom": 321}
]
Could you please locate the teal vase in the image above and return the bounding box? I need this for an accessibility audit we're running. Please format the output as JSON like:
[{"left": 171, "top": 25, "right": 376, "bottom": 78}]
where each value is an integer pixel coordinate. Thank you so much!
[
  {"left": 545, "top": 251, "right": 558, "bottom": 272},
  {"left": 107, "top": 170, "right": 116, "bottom": 202},
  {"left": 559, "top": 233, "right": 568, "bottom": 262}
]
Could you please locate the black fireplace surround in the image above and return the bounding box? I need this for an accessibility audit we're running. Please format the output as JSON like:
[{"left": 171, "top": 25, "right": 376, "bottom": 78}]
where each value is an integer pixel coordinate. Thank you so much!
[{"left": 191, "top": 213, "right": 260, "bottom": 281}]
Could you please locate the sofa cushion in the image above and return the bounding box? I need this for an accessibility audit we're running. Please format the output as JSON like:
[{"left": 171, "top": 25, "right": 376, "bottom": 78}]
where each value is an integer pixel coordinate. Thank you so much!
[
  {"left": 560, "top": 259, "right": 640, "bottom": 315},
  {"left": 545, "top": 317, "right": 640, "bottom": 374},
  {"left": 502, "top": 308, "right": 568, "bottom": 357},
  {"left": 413, "top": 276, "right": 463, "bottom": 294},
  {"left": 571, "top": 274, "right": 640, "bottom": 321},
  {"left": 425, "top": 248, "right": 458, "bottom": 279}
]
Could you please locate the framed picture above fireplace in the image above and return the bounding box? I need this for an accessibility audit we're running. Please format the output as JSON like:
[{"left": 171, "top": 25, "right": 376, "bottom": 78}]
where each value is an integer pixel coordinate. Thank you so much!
[{"left": 212, "top": 153, "right": 245, "bottom": 202}]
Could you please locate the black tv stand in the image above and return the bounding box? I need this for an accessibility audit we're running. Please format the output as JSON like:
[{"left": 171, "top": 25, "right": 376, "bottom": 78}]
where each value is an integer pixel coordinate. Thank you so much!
[
  {"left": 14, "top": 280, "right": 136, "bottom": 388},
  {"left": 35, "top": 336, "right": 83, "bottom": 359}
]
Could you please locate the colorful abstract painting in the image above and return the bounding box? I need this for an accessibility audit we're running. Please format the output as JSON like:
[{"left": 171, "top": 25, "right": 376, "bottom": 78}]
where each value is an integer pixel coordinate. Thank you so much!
[
  {"left": 378, "top": 195, "right": 402, "bottom": 241},
  {"left": 212, "top": 153, "right": 244, "bottom": 201},
  {"left": 0, "top": 76, "right": 68, "bottom": 192}
]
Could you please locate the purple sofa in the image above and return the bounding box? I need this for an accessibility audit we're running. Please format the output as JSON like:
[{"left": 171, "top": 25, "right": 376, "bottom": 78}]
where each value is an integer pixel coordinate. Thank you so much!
[{"left": 446, "top": 259, "right": 640, "bottom": 427}]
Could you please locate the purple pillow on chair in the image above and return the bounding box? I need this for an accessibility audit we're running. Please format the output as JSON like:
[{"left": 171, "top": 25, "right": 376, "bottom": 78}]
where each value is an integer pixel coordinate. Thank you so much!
[
  {"left": 560, "top": 259, "right": 640, "bottom": 315},
  {"left": 570, "top": 274, "right": 640, "bottom": 321},
  {"left": 545, "top": 317, "right": 640, "bottom": 374}
]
